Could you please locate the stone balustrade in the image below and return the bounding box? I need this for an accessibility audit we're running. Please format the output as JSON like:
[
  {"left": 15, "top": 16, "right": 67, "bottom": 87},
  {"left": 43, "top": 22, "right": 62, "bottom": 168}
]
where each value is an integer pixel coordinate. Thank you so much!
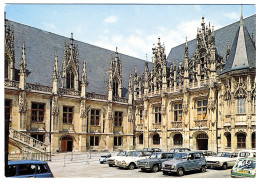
[
  {"left": 4, "top": 79, "right": 19, "bottom": 88},
  {"left": 9, "top": 128, "right": 47, "bottom": 152},
  {"left": 113, "top": 96, "right": 128, "bottom": 103},
  {"left": 58, "top": 88, "right": 81, "bottom": 96},
  {"left": 171, "top": 121, "right": 183, "bottom": 129},
  {"left": 26, "top": 83, "right": 53, "bottom": 93},
  {"left": 194, "top": 120, "right": 208, "bottom": 128}
]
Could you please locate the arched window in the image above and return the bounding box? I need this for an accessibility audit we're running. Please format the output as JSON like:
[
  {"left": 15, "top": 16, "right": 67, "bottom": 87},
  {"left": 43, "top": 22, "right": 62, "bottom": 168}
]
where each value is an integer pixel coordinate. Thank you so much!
[
  {"left": 225, "top": 133, "right": 231, "bottom": 148},
  {"left": 237, "top": 97, "right": 246, "bottom": 114},
  {"left": 66, "top": 69, "right": 74, "bottom": 89},
  {"left": 153, "top": 133, "right": 160, "bottom": 145},
  {"left": 252, "top": 132, "right": 256, "bottom": 149},
  {"left": 237, "top": 133, "right": 246, "bottom": 148},
  {"left": 174, "top": 134, "right": 183, "bottom": 145},
  {"left": 139, "top": 134, "right": 143, "bottom": 145},
  {"left": 113, "top": 80, "right": 118, "bottom": 97}
]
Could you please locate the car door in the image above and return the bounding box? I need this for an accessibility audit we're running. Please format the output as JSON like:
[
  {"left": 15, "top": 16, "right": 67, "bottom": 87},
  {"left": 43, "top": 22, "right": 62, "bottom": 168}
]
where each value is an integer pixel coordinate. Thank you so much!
[
  {"left": 17, "top": 164, "right": 36, "bottom": 178},
  {"left": 186, "top": 154, "right": 196, "bottom": 170},
  {"left": 35, "top": 164, "right": 53, "bottom": 178}
]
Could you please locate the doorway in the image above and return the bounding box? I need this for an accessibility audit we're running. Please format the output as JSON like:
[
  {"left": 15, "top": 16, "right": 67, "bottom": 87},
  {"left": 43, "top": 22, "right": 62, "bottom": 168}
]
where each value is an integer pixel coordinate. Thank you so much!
[
  {"left": 196, "top": 133, "right": 208, "bottom": 150},
  {"left": 61, "top": 136, "right": 73, "bottom": 152}
]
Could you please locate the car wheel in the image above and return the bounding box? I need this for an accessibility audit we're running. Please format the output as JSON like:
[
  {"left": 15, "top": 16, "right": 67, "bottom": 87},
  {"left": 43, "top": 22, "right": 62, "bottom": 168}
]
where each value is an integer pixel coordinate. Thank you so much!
[
  {"left": 152, "top": 165, "right": 159, "bottom": 173},
  {"left": 129, "top": 163, "right": 135, "bottom": 170},
  {"left": 177, "top": 167, "right": 184, "bottom": 176},
  {"left": 222, "top": 163, "right": 227, "bottom": 170},
  {"left": 200, "top": 165, "right": 206, "bottom": 173},
  {"left": 108, "top": 164, "right": 113, "bottom": 167},
  {"left": 163, "top": 171, "right": 168, "bottom": 175},
  {"left": 141, "top": 168, "right": 146, "bottom": 172}
]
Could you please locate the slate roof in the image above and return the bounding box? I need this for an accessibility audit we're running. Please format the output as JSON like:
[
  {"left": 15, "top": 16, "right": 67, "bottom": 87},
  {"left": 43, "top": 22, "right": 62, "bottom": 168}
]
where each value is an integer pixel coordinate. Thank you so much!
[
  {"left": 6, "top": 20, "right": 154, "bottom": 97},
  {"left": 166, "top": 15, "right": 256, "bottom": 70},
  {"left": 221, "top": 17, "right": 256, "bottom": 74}
]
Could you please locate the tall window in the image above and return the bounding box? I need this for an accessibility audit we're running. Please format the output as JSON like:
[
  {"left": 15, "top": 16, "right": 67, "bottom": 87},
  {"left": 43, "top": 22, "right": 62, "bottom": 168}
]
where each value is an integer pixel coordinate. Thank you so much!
[
  {"left": 31, "top": 103, "right": 45, "bottom": 122},
  {"left": 113, "top": 80, "right": 118, "bottom": 97},
  {"left": 155, "top": 107, "right": 161, "bottom": 123},
  {"left": 139, "top": 110, "right": 143, "bottom": 124},
  {"left": 237, "top": 98, "right": 246, "bottom": 114},
  {"left": 237, "top": 133, "right": 246, "bottom": 148},
  {"left": 63, "top": 106, "right": 73, "bottom": 124},
  {"left": 153, "top": 133, "right": 160, "bottom": 145},
  {"left": 91, "top": 109, "right": 100, "bottom": 126},
  {"left": 139, "top": 134, "right": 143, "bottom": 145},
  {"left": 114, "top": 112, "right": 123, "bottom": 126},
  {"left": 226, "top": 133, "right": 231, "bottom": 148},
  {"left": 174, "top": 104, "right": 182, "bottom": 122},
  {"left": 197, "top": 100, "right": 207, "bottom": 120},
  {"left": 31, "top": 134, "right": 44, "bottom": 143},
  {"left": 66, "top": 69, "right": 74, "bottom": 89},
  {"left": 114, "top": 136, "right": 122, "bottom": 146},
  {"left": 90, "top": 136, "right": 99, "bottom": 146},
  {"left": 251, "top": 96, "right": 256, "bottom": 114},
  {"left": 5, "top": 100, "right": 12, "bottom": 122},
  {"left": 174, "top": 134, "right": 183, "bottom": 145}
]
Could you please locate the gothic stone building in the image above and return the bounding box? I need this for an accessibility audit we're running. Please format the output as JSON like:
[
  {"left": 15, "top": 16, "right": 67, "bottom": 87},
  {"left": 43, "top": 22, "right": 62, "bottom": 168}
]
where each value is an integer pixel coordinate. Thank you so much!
[{"left": 5, "top": 14, "right": 256, "bottom": 154}]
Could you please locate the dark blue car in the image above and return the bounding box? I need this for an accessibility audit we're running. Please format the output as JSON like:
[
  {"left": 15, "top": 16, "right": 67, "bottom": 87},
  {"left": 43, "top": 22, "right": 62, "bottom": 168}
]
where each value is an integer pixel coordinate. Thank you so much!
[{"left": 7, "top": 160, "right": 53, "bottom": 178}]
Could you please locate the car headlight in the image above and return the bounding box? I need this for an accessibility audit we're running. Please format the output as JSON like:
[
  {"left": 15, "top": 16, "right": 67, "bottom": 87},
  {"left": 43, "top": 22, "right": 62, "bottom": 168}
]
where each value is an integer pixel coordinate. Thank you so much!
[
  {"left": 122, "top": 161, "right": 126, "bottom": 164},
  {"left": 162, "top": 164, "right": 165, "bottom": 168},
  {"left": 145, "top": 162, "right": 149, "bottom": 165},
  {"left": 216, "top": 161, "right": 220, "bottom": 164},
  {"left": 171, "top": 164, "right": 175, "bottom": 169}
]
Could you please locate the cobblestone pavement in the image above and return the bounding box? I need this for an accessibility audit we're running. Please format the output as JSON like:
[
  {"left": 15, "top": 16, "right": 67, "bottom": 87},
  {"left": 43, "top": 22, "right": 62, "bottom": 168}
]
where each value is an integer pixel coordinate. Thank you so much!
[{"left": 47, "top": 152, "right": 231, "bottom": 178}]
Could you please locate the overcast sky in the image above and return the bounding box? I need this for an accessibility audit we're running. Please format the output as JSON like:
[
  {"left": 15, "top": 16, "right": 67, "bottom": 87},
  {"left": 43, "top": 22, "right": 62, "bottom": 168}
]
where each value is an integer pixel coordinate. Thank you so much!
[{"left": 5, "top": 4, "right": 256, "bottom": 61}]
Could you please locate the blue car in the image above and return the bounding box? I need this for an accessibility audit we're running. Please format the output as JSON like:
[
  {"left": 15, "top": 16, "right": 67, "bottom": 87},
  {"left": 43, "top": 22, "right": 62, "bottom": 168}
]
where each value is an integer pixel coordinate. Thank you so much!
[{"left": 7, "top": 160, "right": 54, "bottom": 178}]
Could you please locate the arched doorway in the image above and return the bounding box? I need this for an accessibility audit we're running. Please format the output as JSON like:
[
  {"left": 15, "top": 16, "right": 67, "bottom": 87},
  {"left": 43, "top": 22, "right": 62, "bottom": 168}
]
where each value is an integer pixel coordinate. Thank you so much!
[
  {"left": 196, "top": 133, "right": 208, "bottom": 150},
  {"left": 153, "top": 133, "right": 160, "bottom": 145},
  {"left": 61, "top": 135, "right": 73, "bottom": 152},
  {"left": 252, "top": 132, "right": 256, "bottom": 149},
  {"left": 173, "top": 133, "right": 183, "bottom": 146}
]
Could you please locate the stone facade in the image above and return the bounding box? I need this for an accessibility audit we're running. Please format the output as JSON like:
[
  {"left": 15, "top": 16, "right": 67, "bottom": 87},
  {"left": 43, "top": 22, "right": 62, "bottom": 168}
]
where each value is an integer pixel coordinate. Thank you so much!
[{"left": 5, "top": 15, "right": 255, "bottom": 154}]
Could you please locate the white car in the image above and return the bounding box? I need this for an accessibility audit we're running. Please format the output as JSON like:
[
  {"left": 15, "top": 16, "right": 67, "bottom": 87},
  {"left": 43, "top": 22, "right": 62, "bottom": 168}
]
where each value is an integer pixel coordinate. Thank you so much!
[
  {"left": 107, "top": 150, "right": 135, "bottom": 167},
  {"left": 206, "top": 152, "right": 238, "bottom": 169},
  {"left": 116, "top": 151, "right": 152, "bottom": 170}
]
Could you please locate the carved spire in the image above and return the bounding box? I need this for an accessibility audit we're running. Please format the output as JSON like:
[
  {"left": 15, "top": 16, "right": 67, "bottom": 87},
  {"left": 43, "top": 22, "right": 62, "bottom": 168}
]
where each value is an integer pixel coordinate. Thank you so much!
[
  {"left": 128, "top": 70, "right": 132, "bottom": 90},
  {"left": 81, "top": 58, "right": 87, "bottom": 84},
  {"left": 240, "top": 5, "right": 243, "bottom": 27},
  {"left": 53, "top": 51, "right": 59, "bottom": 79},
  {"left": 20, "top": 43, "right": 26, "bottom": 73},
  {"left": 226, "top": 40, "right": 230, "bottom": 61},
  {"left": 184, "top": 37, "right": 188, "bottom": 59}
]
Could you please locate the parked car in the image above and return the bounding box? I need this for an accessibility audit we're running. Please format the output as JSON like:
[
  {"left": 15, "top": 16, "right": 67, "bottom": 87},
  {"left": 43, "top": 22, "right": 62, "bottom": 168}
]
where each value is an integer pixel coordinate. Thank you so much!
[
  {"left": 99, "top": 154, "right": 111, "bottom": 164},
  {"left": 7, "top": 160, "right": 54, "bottom": 178},
  {"left": 200, "top": 150, "right": 216, "bottom": 157},
  {"left": 231, "top": 157, "right": 256, "bottom": 178},
  {"left": 143, "top": 148, "right": 162, "bottom": 152},
  {"left": 169, "top": 148, "right": 191, "bottom": 153},
  {"left": 238, "top": 150, "right": 256, "bottom": 158},
  {"left": 107, "top": 150, "right": 135, "bottom": 167},
  {"left": 137, "top": 152, "right": 175, "bottom": 172},
  {"left": 116, "top": 151, "right": 152, "bottom": 170},
  {"left": 206, "top": 151, "right": 238, "bottom": 170},
  {"left": 162, "top": 151, "right": 207, "bottom": 176}
]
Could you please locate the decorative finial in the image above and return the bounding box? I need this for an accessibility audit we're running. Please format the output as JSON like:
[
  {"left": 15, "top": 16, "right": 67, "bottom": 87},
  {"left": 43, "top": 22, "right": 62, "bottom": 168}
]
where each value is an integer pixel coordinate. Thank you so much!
[{"left": 240, "top": 5, "right": 243, "bottom": 26}]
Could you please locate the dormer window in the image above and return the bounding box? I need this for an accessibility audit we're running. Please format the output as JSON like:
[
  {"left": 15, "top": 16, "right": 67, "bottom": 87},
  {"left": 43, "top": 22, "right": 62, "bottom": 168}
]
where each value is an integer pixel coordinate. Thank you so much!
[
  {"left": 66, "top": 68, "right": 74, "bottom": 89},
  {"left": 113, "top": 80, "right": 119, "bottom": 97}
]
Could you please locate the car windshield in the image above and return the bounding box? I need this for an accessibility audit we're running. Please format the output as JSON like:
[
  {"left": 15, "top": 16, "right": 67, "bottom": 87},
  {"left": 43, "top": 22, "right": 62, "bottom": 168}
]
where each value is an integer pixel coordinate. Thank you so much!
[
  {"left": 128, "top": 151, "right": 141, "bottom": 157},
  {"left": 174, "top": 153, "right": 187, "bottom": 159},
  {"left": 216, "top": 152, "right": 231, "bottom": 157},
  {"left": 117, "top": 151, "right": 126, "bottom": 156},
  {"left": 234, "top": 159, "right": 256, "bottom": 169},
  {"left": 150, "top": 153, "right": 161, "bottom": 159},
  {"left": 126, "top": 151, "right": 135, "bottom": 156}
]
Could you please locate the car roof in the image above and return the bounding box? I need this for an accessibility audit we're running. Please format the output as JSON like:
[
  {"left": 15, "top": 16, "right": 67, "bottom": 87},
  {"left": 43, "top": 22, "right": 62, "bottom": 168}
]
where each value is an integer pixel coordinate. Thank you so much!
[
  {"left": 177, "top": 151, "right": 203, "bottom": 154},
  {"left": 8, "top": 160, "right": 47, "bottom": 165}
]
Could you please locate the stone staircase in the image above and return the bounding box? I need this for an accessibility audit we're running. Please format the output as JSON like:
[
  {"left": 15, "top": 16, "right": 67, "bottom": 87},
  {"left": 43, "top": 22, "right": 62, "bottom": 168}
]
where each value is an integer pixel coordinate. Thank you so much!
[{"left": 9, "top": 128, "right": 50, "bottom": 161}]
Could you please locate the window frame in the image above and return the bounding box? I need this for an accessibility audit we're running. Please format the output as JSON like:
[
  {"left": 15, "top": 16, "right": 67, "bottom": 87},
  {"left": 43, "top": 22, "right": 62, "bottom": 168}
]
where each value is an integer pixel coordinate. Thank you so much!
[
  {"left": 90, "top": 136, "right": 100, "bottom": 146},
  {"left": 237, "top": 97, "right": 246, "bottom": 114},
  {"left": 174, "top": 103, "right": 182, "bottom": 122},
  {"left": 154, "top": 106, "right": 161, "bottom": 123},
  {"left": 90, "top": 109, "right": 100, "bottom": 126},
  {"left": 237, "top": 133, "right": 246, "bottom": 148},
  {"left": 31, "top": 102, "right": 45, "bottom": 123},
  {"left": 197, "top": 100, "right": 207, "bottom": 120},
  {"left": 114, "top": 136, "right": 122, "bottom": 146},
  {"left": 63, "top": 106, "right": 73, "bottom": 124},
  {"left": 114, "top": 111, "right": 123, "bottom": 127}
]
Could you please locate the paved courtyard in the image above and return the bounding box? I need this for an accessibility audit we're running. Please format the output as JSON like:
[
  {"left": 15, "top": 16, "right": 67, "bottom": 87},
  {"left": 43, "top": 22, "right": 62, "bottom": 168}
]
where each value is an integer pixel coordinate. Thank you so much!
[{"left": 47, "top": 152, "right": 232, "bottom": 178}]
